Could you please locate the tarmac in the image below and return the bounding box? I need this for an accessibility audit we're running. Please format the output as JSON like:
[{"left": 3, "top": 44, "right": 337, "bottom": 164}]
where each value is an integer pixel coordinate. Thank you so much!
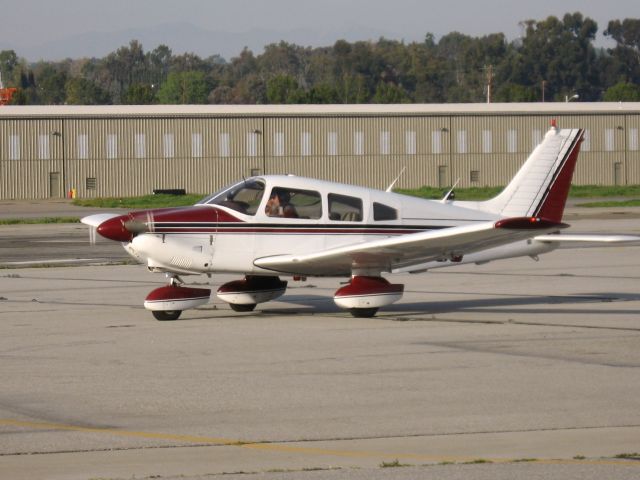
[{"left": 1, "top": 200, "right": 640, "bottom": 479}]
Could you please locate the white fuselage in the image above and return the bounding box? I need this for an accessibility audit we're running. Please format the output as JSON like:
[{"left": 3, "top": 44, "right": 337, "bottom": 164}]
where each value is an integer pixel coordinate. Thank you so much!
[{"left": 122, "top": 176, "right": 557, "bottom": 277}]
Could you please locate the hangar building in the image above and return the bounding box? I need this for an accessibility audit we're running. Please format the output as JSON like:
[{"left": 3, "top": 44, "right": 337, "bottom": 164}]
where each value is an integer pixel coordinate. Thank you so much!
[{"left": 1, "top": 103, "right": 639, "bottom": 199}]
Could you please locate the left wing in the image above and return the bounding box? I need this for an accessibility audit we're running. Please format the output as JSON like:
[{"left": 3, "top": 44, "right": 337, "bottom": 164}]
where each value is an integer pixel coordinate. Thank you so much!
[{"left": 254, "top": 217, "right": 567, "bottom": 276}]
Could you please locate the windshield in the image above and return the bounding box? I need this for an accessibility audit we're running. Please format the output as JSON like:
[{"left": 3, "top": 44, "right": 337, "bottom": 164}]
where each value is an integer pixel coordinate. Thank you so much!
[{"left": 198, "top": 179, "right": 265, "bottom": 216}]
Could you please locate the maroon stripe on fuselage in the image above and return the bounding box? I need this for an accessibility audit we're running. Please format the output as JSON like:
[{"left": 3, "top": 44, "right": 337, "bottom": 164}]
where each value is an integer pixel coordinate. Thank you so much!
[
  {"left": 152, "top": 226, "right": 424, "bottom": 235},
  {"left": 126, "top": 206, "right": 453, "bottom": 236}
]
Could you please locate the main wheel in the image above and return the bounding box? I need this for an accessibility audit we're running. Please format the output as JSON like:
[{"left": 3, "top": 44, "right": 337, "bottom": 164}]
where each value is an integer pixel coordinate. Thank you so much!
[
  {"left": 349, "top": 307, "right": 379, "bottom": 318},
  {"left": 152, "top": 310, "right": 182, "bottom": 321},
  {"left": 230, "top": 303, "right": 257, "bottom": 312}
]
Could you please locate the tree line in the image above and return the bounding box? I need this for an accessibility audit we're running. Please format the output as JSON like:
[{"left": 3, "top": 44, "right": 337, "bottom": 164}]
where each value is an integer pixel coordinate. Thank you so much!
[{"left": 1, "top": 12, "right": 639, "bottom": 105}]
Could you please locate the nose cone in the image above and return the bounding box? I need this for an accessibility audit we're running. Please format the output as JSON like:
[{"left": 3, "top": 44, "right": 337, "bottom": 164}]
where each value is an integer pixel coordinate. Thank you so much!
[{"left": 97, "top": 215, "right": 133, "bottom": 242}]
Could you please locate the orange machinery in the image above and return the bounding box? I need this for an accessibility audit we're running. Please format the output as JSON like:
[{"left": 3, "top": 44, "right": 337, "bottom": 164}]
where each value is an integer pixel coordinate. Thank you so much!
[{"left": 0, "top": 86, "right": 17, "bottom": 105}]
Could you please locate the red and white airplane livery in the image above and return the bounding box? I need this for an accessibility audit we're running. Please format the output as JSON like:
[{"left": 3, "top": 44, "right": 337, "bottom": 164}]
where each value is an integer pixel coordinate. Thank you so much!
[{"left": 82, "top": 123, "right": 639, "bottom": 320}]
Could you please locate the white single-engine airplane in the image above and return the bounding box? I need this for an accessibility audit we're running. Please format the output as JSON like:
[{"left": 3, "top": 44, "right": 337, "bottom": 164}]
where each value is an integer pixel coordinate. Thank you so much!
[{"left": 83, "top": 122, "right": 640, "bottom": 320}]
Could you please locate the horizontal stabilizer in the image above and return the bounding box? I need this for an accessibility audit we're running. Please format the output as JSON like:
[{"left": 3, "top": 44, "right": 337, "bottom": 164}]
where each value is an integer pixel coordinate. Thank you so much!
[{"left": 535, "top": 233, "right": 640, "bottom": 247}]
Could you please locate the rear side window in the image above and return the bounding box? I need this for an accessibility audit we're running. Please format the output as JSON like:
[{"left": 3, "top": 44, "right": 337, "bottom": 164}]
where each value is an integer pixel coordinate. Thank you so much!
[
  {"left": 373, "top": 202, "right": 397, "bottom": 221},
  {"left": 328, "top": 194, "right": 363, "bottom": 222}
]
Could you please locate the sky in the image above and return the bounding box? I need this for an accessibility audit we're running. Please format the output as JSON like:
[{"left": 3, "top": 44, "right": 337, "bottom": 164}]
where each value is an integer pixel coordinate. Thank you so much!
[{"left": 0, "top": 0, "right": 638, "bottom": 61}]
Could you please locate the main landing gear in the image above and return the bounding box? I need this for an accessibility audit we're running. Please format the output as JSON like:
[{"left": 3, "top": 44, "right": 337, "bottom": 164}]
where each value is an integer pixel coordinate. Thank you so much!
[
  {"left": 217, "top": 276, "right": 288, "bottom": 312},
  {"left": 142, "top": 274, "right": 404, "bottom": 320},
  {"left": 333, "top": 276, "right": 404, "bottom": 318}
]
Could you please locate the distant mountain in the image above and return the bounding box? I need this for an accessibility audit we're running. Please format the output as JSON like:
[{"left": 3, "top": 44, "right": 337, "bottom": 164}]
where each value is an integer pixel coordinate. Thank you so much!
[{"left": 16, "top": 22, "right": 408, "bottom": 62}]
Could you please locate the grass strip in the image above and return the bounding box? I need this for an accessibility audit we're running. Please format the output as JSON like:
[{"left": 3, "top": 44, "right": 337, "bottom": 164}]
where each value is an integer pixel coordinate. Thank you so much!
[
  {"left": 73, "top": 194, "right": 203, "bottom": 209},
  {"left": 0, "top": 217, "right": 80, "bottom": 225}
]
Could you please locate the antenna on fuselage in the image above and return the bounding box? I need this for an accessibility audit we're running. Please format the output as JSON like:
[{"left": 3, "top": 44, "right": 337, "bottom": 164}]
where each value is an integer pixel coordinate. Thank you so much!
[
  {"left": 385, "top": 166, "right": 407, "bottom": 192},
  {"left": 441, "top": 178, "right": 460, "bottom": 203}
]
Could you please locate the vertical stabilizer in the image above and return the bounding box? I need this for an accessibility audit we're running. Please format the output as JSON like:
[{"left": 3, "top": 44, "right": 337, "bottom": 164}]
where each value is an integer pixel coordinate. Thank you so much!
[{"left": 481, "top": 125, "right": 583, "bottom": 222}]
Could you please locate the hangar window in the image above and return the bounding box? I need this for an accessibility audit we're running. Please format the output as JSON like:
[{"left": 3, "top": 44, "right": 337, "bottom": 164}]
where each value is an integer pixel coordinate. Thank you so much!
[
  {"left": 507, "top": 129, "right": 517, "bottom": 153},
  {"left": 219, "top": 132, "right": 230, "bottom": 157},
  {"left": 135, "top": 133, "right": 146, "bottom": 159},
  {"left": 329, "top": 194, "right": 363, "bottom": 222},
  {"left": 9, "top": 134, "right": 20, "bottom": 160},
  {"left": 582, "top": 129, "right": 591, "bottom": 151},
  {"left": 106, "top": 134, "right": 117, "bottom": 159},
  {"left": 630, "top": 128, "right": 639, "bottom": 151},
  {"left": 482, "top": 130, "right": 492, "bottom": 153},
  {"left": 605, "top": 129, "right": 615, "bottom": 152},
  {"left": 274, "top": 132, "right": 284, "bottom": 156},
  {"left": 457, "top": 130, "right": 467, "bottom": 154},
  {"left": 531, "top": 129, "right": 542, "bottom": 148},
  {"left": 327, "top": 132, "right": 338, "bottom": 156},
  {"left": 405, "top": 131, "right": 416, "bottom": 155},
  {"left": 380, "top": 131, "right": 390, "bottom": 155},
  {"left": 164, "top": 133, "right": 174, "bottom": 158},
  {"left": 38, "top": 135, "right": 50, "bottom": 160},
  {"left": 354, "top": 131, "right": 364, "bottom": 155},
  {"left": 246, "top": 132, "right": 257, "bottom": 157},
  {"left": 192, "top": 133, "right": 203, "bottom": 158},
  {"left": 301, "top": 132, "right": 311, "bottom": 156},
  {"left": 432, "top": 130, "right": 442, "bottom": 154},
  {"left": 373, "top": 202, "right": 397, "bottom": 221},
  {"left": 77, "top": 134, "right": 89, "bottom": 159}
]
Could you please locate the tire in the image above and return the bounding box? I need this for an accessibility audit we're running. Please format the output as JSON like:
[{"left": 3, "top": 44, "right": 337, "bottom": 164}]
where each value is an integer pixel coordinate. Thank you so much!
[
  {"left": 349, "top": 307, "right": 378, "bottom": 318},
  {"left": 152, "top": 310, "right": 182, "bottom": 321},
  {"left": 230, "top": 303, "right": 257, "bottom": 312}
]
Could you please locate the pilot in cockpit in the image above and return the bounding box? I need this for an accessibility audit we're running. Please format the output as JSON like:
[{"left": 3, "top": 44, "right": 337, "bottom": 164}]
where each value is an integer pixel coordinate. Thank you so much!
[{"left": 265, "top": 189, "right": 298, "bottom": 218}]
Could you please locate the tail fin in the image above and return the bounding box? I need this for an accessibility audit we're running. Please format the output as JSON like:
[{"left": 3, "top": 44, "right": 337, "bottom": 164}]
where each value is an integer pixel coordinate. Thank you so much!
[{"left": 481, "top": 124, "right": 584, "bottom": 222}]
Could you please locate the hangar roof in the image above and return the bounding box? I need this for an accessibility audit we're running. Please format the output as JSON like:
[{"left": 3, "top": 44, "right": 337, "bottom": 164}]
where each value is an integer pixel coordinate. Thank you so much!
[{"left": 1, "top": 102, "right": 639, "bottom": 118}]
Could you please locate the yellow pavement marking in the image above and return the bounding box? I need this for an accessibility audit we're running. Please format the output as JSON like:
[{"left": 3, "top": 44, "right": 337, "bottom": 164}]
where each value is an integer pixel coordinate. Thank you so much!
[{"left": 1, "top": 418, "right": 638, "bottom": 467}]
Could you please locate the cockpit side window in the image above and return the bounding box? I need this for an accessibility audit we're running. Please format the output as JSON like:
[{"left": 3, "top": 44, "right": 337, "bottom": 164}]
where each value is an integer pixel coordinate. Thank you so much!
[
  {"left": 202, "top": 179, "right": 265, "bottom": 215},
  {"left": 328, "top": 194, "right": 363, "bottom": 222},
  {"left": 265, "top": 187, "right": 322, "bottom": 219},
  {"left": 373, "top": 202, "right": 398, "bottom": 221}
]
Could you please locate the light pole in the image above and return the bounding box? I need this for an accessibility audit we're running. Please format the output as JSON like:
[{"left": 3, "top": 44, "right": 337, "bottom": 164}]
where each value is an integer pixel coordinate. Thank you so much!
[
  {"left": 565, "top": 94, "right": 579, "bottom": 102},
  {"left": 252, "top": 126, "right": 265, "bottom": 175}
]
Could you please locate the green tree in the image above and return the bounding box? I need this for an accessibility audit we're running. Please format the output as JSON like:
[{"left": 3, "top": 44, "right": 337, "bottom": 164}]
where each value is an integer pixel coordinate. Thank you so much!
[
  {"left": 372, "top": 81, "right": 411, "bottom": 103},
  {"left": 266, "top": 74, "right": 305, "bottom": 103},
  {"left": 65, "top": 77, "right": 111, "bottom": 104},
  {"left": 603, "top": 82, "right": 640, "bottom": 101},
  {"left": 506, "top": 13, "right": 600, "bottom": 100},
  {"left": 122, "top": 83, "right": 157, "bottom": 104},
  {"left": 0, "top": 50, "right": 18, "bottom": 86},
  {"left": 494, "top": 83, "right": 538, "bottom": 102},
  {"left": 157, "top": 71, "right": 209, "bottom": 104},
  {"left": 34, "top": 63, "right": 68, "bottom": 104},
  {"left": 306, "top": 83, "right": 340, "bottom": 103},
  {"left": 604, "top": 19, "right": 640, "bottom": 84}
]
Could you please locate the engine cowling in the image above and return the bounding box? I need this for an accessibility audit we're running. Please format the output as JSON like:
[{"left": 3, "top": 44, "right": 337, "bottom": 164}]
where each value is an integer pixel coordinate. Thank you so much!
[
  {"left": 217, "top": 276, "right": 287, "bottom": 306},
  {"left": 144, "top": 285, "right": 211, "bottom": 312}
]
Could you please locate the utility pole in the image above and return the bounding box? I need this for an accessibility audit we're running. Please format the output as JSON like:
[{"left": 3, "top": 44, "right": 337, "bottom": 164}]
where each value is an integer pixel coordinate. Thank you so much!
[
  {"left": 486, "top": 65, "right": 493, "bottom": 103},
  {"left": 541, "top": 80, "right": 546, "bottom": 102}
]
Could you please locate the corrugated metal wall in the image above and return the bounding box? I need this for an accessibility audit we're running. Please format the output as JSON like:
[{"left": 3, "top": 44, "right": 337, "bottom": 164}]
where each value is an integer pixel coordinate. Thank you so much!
[{"left": 1, "top": 111, "right": 639, "bottom": 199}]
